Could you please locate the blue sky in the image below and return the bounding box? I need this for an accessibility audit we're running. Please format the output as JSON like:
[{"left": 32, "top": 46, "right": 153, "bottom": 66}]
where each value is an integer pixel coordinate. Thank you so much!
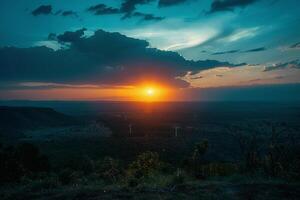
[{"left": 0, "top": 0, "right": 300, "bottom": 101}]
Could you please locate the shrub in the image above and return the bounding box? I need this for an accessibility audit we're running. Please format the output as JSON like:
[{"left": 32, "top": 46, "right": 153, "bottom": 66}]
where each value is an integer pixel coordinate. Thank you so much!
[
  {"left": 94, "top": 157, "right": 122, "bottom": 183},
  {"left": 126, "top": 151, "right": 163, "bottom": 179}
]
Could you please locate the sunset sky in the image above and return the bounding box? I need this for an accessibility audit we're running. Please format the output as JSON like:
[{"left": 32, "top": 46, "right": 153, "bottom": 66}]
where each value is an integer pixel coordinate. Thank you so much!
[{"left": 0, "top": 0, "right": 300, "bottom": 101}]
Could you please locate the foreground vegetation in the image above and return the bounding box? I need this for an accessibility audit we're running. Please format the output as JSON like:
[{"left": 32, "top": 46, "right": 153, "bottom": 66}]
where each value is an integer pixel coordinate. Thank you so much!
[{"left": 1, "top": 134, "right": 300, "bottom": 199}]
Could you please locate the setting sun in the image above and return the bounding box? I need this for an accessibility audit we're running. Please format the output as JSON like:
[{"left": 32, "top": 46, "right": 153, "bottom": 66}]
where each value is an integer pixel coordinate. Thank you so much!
[
  {"left": 142, "top": 86, "right": 159, "bottom": 101},
  {"left": 146, "top": 88, "right": 155, "bottom": 96},
  {"left": 132, "top": 83, "right": 170, "bottom": 102}
]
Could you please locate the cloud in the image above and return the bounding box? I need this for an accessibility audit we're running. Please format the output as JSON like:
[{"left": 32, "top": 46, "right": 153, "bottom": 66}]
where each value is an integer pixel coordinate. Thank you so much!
[
  {"left": 278, "top": 42, "right": 300, "bottom": 52},
  {"left": 263, "top": 60, "right": 300, "bottom": 72},
  {"left": 290, "top": 42, "right": 300, "bottom": 49},
  {"left": 31, "top": 5, "right": 52, "bottom": 16},
  {"left": 122, "top": 12, "right": 164, "bottom": 21},
  {"left": 180, "top": 62, "right": 300, "bottom": 88},
  {"left": 34, "top": 40, "right": 62, "bottom": 51},
  {"left": 243, "top": 47, "right": 266, "bottom": 52},
  {"left": 210, "top": 47, "right": 266, "bottom": 55},
  {"left": 211, "top": 49, "right": 239, "bottom": 55},
  {"left": 56, "top": 28, "right": 87, "bottom": 43},
  {"left": 61, "top": 10, "right": 78, "bottom": 17},
  {"left": 123, "top": 25, "right": 219, "bottom": 50},
  {"left": 0, "top": 29, "right": 233, "bottom": 89},
  {"left": 87, "top": 4, "right": 120, "bottom": 15},
  {"left": 120, "top": 0, "right": 155, "bottom": 15},
  {"left": 48, "top": 33, "right": 57, "bottom": 40},
  {"left": 132, "top": 12, "right": 165, "bottom": 21},
  {"left": 208, "top": 0, "right": 259, "bottom": 13},
  {"left": 32, "top": 5, "right": 78, "bottom": 18},
  {"left": 120, "top": 0, "right": 163, "bottom": 21},
  {"left": 220, "top": 27, "right": 260, "bottom": 42},
  {"left": 158, "top": 0, "right": 189, "bottom": 7},
  {"left": 87, "top": 2, "right": 163, "bottom": 21}
]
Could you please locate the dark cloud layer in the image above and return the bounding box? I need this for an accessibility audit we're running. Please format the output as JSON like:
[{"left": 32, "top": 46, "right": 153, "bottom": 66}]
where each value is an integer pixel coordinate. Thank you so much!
[
  {"left": 209, "top": 0, "right": 258, "bottom": 13},
  {"left": 244, "top": 47, "right": 266, "bottom": 52},
  {"left": 32, "top": 5, "right": 52, "bottom": 16},
  {"left": 211, "top": 49, "right": 239, "bottom": 55},
  {"left": 210, "top": 47, "right": 266, "bottom": 55},
  {"left": 87, "top": 4, "right": 120, "bottom": 15},
  {"left": 158, "top": 0, "right": 189, "bottom": 7},
  {"left": 0, "top": 29, "right": 234, "bottom": 88}
]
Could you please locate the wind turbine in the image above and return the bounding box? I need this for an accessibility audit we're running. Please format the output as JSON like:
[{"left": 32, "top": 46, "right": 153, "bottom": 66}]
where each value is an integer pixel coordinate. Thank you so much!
[{"left": 128, "top": 123, "right": 132, "bottom": 136}]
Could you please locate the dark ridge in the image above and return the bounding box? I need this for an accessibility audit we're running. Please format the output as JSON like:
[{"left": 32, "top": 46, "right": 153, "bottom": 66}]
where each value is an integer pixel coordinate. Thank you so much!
[{"left": 0, "top": 106, "right": 77, "bottom": 133}]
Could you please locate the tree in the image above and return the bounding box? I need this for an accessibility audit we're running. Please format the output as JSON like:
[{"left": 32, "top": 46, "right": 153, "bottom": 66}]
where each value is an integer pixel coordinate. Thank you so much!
[
  {"left": 189, "top": 140, "right": 209, "bottom": 178},
  {"left": 192, "top": 140, "right": 209, "bottom": 162}
]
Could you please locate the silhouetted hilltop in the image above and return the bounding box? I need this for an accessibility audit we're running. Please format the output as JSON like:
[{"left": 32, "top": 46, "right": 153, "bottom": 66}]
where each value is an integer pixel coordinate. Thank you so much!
[{"left": 0, "top": 106, "right": 76, "bottom": 132}]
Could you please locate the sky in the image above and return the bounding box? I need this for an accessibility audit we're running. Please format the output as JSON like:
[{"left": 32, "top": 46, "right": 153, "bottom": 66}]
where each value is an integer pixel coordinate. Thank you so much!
[{"left": 0, "top": 0, "right": 300, "bottom": 101}]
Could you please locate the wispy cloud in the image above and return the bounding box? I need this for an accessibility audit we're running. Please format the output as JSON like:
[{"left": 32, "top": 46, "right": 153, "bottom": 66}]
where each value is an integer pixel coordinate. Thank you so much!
[
  {"left": 34, "top": 40, "right": 63, "bottom": 51},
  {"left": 123, "top": 22, "right": 220, "bottom": 50},
  {"left": 17, "top": 82, "right": 135, "bottom": 90},
  {"left": 209, "top": 47, "right": 266, "bottom": 55},
  {"left": 220, "top": 27, "right": 260, "bottom": 42}
]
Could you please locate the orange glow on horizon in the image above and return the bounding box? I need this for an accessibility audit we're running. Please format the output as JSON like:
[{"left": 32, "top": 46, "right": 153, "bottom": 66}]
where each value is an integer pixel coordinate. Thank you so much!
[{"left": 0, "top": 82, "right": 177, "bottom": 101}]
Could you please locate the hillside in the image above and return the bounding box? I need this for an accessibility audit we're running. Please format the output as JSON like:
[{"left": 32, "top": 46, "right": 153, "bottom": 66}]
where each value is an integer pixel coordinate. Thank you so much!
[{"left": 0, "top": 106, "right": 77, "bottom": 138}]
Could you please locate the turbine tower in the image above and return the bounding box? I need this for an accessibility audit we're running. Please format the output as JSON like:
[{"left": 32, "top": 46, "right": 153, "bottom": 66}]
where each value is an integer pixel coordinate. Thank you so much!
[{"left": 174, "top": 125, "right": 180, "bottom": 137}]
